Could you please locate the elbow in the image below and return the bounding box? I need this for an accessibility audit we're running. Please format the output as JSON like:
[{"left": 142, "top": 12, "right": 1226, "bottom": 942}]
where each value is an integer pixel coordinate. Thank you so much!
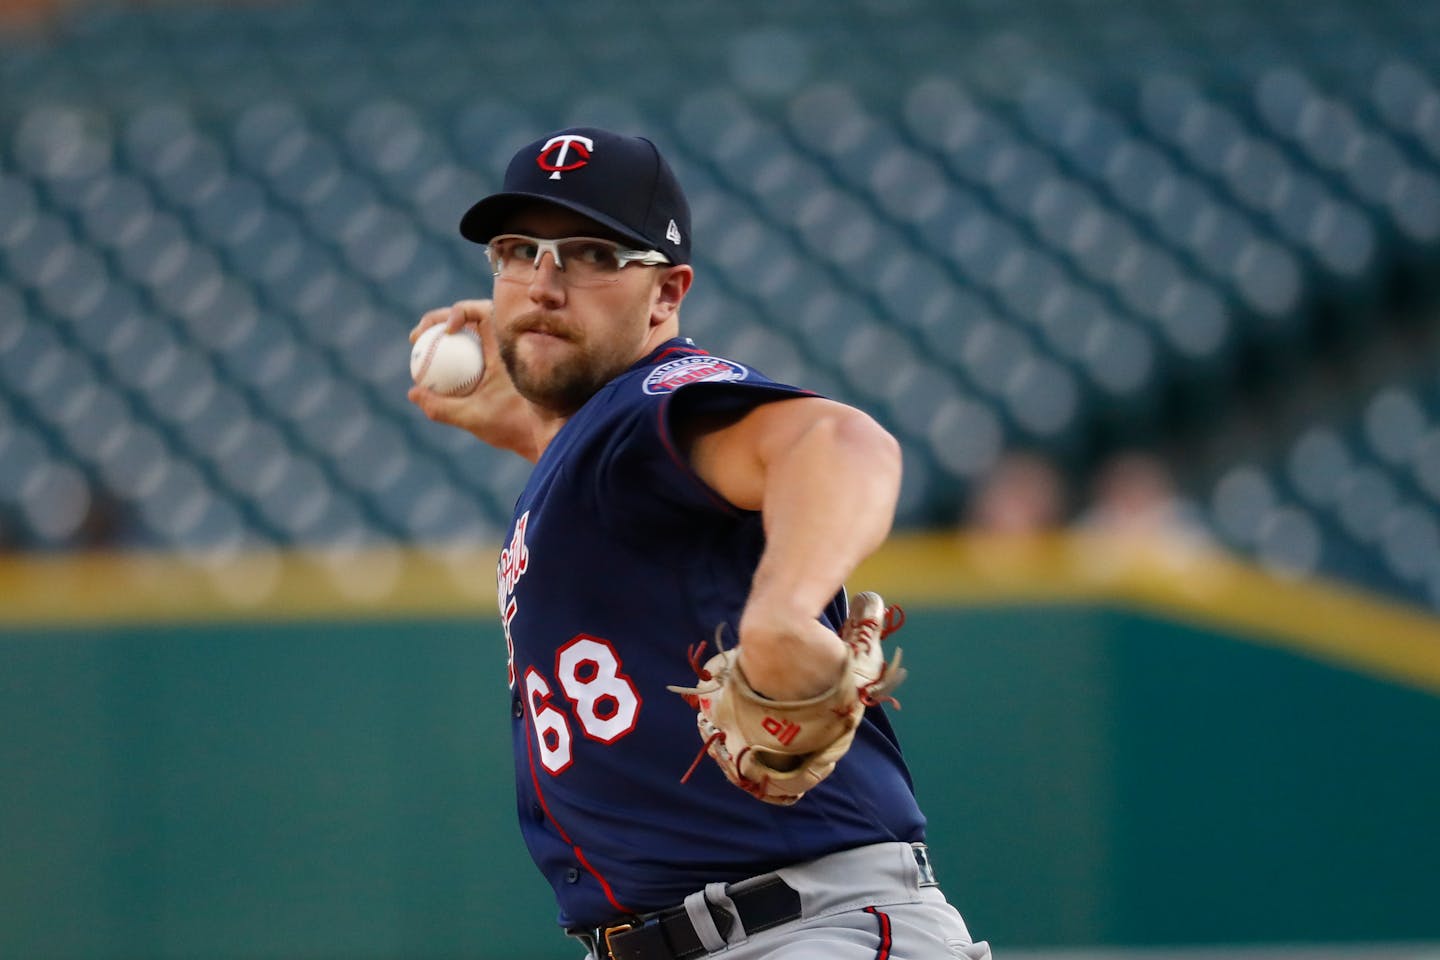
[
  {"left": 833, "top": 408, "right": 903, "bottom": 499},
  {"left": 864, "top": 416, "right": 903, "bottom": 484},
  {"left": 875, "top": 418, "right": 903, "bottom": 478}
]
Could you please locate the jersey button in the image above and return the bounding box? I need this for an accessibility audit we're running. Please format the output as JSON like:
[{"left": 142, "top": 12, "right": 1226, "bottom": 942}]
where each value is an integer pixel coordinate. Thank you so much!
[
  {"left": 565, "top": 867, "right": 580, "bottom": 884},
  {"left": 512, "top": 695, "right": 523, "bottom": 719},
  {"left": 531, "top": 802, "right": 544, "bottom": 822}
]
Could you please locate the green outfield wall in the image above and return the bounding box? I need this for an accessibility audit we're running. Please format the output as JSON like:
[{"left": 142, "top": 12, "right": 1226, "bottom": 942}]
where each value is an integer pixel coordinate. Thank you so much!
[{"left": 2, "top": 537, "right": 1439, "bottom": 959}]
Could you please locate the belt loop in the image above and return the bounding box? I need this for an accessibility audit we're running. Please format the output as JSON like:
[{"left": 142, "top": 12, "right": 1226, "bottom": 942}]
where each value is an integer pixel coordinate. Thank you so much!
[
  {"left": 705, "top": 881, "right": 748, "bottom": 944},
  {"left": 682, "top": 888, "right": 727, "bottom": 952},
  {"left": 912, "top": 842, "right": 939, "bottom": 888}
]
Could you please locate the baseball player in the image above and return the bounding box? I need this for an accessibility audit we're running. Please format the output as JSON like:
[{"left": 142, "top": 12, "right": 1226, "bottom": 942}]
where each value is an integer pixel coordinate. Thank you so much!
[{"left": 408, "top": 127, "right": 991, "bottom": 960}]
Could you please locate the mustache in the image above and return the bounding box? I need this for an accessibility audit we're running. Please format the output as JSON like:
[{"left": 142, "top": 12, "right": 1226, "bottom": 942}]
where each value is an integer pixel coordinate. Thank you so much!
[{"left": 513, "top": 313, "right": 577, "bottom": 341}]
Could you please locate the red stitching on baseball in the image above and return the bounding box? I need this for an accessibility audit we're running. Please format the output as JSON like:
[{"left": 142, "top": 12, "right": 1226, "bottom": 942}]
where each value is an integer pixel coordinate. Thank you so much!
[{"left": 417, "top": 328, "right": 442, "bottom": 384}]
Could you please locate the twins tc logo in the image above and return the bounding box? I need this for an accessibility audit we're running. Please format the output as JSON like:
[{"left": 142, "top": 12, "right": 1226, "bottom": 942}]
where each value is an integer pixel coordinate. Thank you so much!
[{"left": 537, "top": 134, "right": 594, "bottom": 180}]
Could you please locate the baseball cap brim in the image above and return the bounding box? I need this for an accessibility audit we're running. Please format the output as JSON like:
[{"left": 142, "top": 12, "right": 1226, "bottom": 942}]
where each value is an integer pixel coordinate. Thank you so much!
[{"left": 459, "top": 192, "right": 661, "bottom": 255}]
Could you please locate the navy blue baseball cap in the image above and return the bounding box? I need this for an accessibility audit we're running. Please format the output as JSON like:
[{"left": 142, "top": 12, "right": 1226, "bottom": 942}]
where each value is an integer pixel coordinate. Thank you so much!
[{"left": 459, "top": 127, "right": 692, "bottom": 265}]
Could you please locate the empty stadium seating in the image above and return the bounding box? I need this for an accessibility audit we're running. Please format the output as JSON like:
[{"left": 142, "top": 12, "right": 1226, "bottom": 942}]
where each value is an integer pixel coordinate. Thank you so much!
[{"left": 3, "top": 0, "right": 1440, "bottom": 613}]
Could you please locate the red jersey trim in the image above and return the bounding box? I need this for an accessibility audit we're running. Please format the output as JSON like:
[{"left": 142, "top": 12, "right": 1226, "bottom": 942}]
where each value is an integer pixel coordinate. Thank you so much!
[
  {"left": 523, "top": 711, "right": 634, "bottom": 916},
  {"left": 655, "top": 384, "right": 821, "bottom": 516},
  {"left": 656, "top": 396, "right": 740, "bottom": 515},
  {"left": 649, "top": 344, "right": 709, "bottom": 363}
]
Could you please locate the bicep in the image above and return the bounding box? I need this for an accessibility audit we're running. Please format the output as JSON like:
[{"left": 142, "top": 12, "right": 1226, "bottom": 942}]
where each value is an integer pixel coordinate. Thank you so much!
[{"left": 682, "top": 396, "right": 859, "bottom": 512}]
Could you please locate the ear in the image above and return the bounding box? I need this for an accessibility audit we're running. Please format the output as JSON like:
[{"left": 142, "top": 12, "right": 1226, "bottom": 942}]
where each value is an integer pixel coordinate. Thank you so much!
[{"left": 650, "top": 265, "right": 694, "bottom": 326}]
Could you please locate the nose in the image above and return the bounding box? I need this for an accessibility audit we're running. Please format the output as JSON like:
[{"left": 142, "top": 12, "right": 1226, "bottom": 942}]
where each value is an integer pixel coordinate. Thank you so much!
[{"left": 527, "top": 251, "right": 566, "bottom": 306}]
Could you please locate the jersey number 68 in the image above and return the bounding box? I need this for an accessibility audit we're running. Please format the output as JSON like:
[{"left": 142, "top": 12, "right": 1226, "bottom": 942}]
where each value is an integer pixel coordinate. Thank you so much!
[{"left": 524, "top": 635, "right": 643, "bottom": 774}]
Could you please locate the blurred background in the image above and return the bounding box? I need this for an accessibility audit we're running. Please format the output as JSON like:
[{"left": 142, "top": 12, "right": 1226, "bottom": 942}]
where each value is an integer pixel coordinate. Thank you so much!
[{"left": 2, "top": 0, "right": 1439, "bottom": 957}]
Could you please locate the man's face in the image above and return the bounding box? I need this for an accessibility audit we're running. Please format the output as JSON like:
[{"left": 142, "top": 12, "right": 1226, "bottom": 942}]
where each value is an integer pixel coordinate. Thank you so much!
[{"left": 491, "top": 205, "right": 663, "bottom": 415}]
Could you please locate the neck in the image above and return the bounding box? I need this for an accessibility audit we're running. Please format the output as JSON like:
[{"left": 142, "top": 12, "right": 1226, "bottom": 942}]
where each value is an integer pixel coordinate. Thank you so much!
[
  {"left": 527, "top": 405, "right": 570, "bottom": 457},
  {"left": 524, "top": 323, "right": 680, "bottom": 460}
]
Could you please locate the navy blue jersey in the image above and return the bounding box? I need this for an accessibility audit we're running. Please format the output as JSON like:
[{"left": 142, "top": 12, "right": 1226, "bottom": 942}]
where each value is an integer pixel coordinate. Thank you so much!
[{"left": 495, "top": 338, "right": 926, "bottom": 929}]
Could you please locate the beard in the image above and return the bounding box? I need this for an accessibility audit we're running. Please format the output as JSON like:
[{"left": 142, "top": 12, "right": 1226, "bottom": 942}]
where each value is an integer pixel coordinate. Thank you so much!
[{"left": 498, "top": 315, "right": 634, "bottom": 415}]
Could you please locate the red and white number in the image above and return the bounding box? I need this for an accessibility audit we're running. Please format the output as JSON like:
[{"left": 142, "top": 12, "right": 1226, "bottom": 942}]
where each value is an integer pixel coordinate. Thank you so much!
[
  {"left": 524, "top": 667, "right": 573, "bottom": 775},
  {"left": 523, "top": 635, "right": 642, "bottom": 774},
  {"left": 556, "top": 635, "right": 642, "bottom": 743}
]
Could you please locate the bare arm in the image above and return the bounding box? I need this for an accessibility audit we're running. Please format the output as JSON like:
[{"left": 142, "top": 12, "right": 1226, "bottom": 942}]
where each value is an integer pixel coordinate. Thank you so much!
[
  {"left": 407, "top": 299, "right": 543, "bottom": 463},
  {"left": 684, "top": 396, "right": 903, "bottom": 699}
]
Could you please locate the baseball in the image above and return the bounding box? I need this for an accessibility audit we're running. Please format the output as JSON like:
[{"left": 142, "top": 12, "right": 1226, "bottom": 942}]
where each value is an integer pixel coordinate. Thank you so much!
[{"left": 410, "top": 325, "right": 484, "bottom": 395}]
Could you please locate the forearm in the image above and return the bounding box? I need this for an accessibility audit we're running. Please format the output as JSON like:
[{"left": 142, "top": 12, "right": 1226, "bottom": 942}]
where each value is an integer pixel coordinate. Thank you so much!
[
  {"left": 748, "top": 412, "right": 901, "bottom": 617},
  {"left": 738, "top": 411, "right": 901, "bottom": 698}
]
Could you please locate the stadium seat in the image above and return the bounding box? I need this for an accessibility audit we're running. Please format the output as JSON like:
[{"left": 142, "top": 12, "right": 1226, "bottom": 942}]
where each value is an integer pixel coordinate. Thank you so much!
[{"left": 1, "top": 0, "right": 1439, "bottom": 612}]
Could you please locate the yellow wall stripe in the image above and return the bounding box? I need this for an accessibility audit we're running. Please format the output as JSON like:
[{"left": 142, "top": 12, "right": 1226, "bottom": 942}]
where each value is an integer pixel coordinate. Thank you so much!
[
  {"left": 3, "top": 532, "right": 1438, "bottom": 692},
  {"left": 854, "top": 531, "right": 1440, "bottom": 694},
  {"left": 0, "top": 545, "right": 496, "bottom": 625}
]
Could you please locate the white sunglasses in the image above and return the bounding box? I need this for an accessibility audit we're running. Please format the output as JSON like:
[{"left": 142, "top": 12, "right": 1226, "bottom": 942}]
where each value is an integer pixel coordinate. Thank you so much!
[{"left": 486, "top": 234, "right": 671, "bottom": 286}]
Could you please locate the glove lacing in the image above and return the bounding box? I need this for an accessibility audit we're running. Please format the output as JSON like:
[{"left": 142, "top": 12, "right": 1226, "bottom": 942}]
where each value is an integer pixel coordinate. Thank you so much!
[{"left": 672, "top": 605, "right": 908, "bottom": 785}]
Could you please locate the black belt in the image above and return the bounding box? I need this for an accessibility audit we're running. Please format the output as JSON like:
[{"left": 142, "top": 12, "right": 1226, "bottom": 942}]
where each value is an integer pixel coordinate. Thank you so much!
[{"left": 570, "top": 843, "right": 937, "bottom": 960}]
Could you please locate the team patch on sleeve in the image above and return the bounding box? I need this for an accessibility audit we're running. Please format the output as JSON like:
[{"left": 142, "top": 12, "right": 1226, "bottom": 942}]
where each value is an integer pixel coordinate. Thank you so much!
[{"left": 642, "top": 356, "right": 750, "bottom": 395}]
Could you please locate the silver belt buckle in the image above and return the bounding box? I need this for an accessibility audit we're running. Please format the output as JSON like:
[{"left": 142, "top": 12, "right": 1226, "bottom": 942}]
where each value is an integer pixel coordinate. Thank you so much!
[{"left": 911, "top": 842, "right": 938, "bottom": 887}]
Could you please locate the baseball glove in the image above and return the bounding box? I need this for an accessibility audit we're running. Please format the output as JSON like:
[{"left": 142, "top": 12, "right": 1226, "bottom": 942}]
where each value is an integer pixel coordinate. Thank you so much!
[{"left": 667, "top": 591, "right": 906, "bottom": 805}]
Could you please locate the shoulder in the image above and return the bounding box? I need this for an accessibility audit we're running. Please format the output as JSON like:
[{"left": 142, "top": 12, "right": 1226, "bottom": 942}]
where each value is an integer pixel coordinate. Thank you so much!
[
  {"left": 585, "top": 346, "right": 808, "bottom": 428},
  {"left": 610, "top": 342, "right": 811, "bottom": 410},
  {"left": 634, "top": 352, "right": 758, "bottom": 397},
  {"left": 568, "top": 346, "right": 818, "bottom": 518}
]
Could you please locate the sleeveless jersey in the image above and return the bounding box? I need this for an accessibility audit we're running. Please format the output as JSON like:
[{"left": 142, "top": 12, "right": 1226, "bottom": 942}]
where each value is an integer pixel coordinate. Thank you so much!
[{"left": 495, "top": 338, "right": 926, "bottom": 930}]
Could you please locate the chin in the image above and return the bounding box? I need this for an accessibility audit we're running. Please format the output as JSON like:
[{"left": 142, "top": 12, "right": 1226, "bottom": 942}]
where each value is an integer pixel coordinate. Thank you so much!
[{"left": 512, "top": 365, "right": 598, "bottom": 414}]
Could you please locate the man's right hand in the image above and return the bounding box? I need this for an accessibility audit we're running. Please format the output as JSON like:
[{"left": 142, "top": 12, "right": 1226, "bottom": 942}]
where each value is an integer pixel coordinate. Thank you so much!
[{"left": 408, "top": 299, "right": 541, "bottom": 462}]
